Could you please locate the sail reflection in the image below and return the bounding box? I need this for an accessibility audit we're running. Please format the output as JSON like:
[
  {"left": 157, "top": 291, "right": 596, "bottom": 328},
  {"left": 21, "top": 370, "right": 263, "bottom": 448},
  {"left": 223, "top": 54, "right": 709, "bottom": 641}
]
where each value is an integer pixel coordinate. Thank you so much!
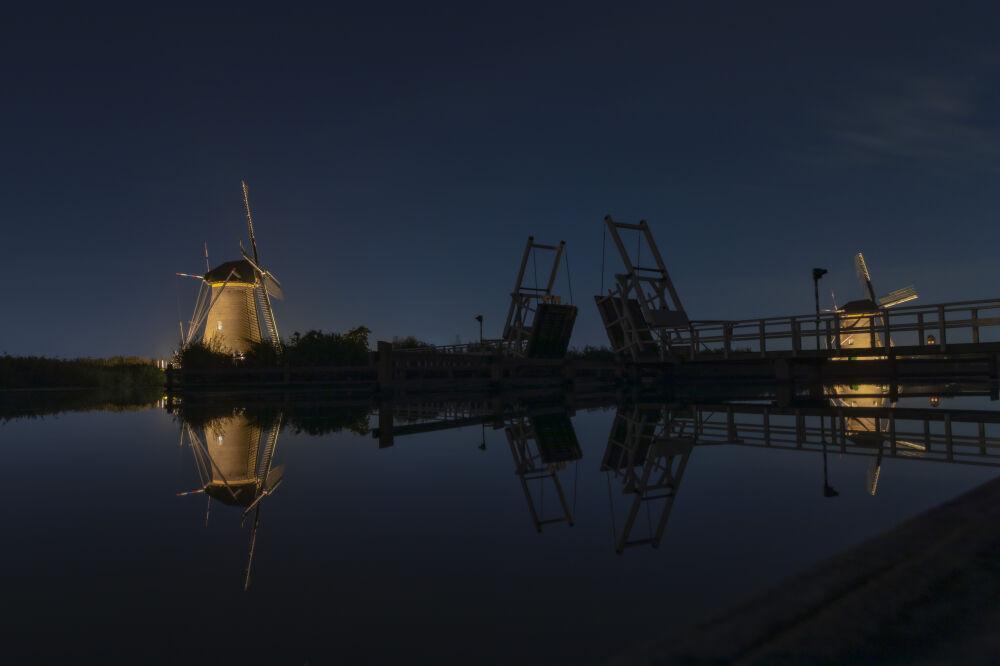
[{"left": 827, "top": 382, "right": 926, "bottom": 495}]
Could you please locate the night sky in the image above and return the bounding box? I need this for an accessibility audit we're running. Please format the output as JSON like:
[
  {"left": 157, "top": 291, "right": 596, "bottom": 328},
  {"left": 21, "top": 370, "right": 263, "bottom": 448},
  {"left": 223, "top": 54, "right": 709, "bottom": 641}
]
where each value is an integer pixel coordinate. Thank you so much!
[{"left": 4, "top": 3, "right": 1000, "bottom": 358}]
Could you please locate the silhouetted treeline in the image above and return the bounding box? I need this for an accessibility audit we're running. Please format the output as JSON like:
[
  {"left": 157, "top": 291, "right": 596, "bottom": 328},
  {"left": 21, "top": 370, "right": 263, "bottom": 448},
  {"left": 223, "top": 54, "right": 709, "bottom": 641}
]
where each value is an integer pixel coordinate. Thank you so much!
[
  {"left": 0, "top": 355, "right": 164, "bottom": 389},
  {"left": 391, "top": 335, "right": 434, "bottom": 350},
  {"left": 567, "top": 345, "right": 615, "bottom": 360}
]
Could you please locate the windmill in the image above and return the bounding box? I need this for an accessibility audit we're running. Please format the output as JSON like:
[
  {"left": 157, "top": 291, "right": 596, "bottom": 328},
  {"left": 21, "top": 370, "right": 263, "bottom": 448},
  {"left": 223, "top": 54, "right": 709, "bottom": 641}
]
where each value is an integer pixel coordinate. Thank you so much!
[
  {"left": 829, "top": 251, "right": 921, "bottom": 494},
  {"left": 178, "top": 182, "right": 284, "bottom": 355},
  {"left": 835, "top": 252, "right": 917, "bottom": 351}
]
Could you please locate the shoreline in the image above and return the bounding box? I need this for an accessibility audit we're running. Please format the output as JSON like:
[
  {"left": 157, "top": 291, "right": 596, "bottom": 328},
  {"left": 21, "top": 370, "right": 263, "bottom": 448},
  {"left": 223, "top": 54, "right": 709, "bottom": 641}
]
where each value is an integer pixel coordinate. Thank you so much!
[{"left": 617, "top": 474, "right": 1000, "bottom": 664}]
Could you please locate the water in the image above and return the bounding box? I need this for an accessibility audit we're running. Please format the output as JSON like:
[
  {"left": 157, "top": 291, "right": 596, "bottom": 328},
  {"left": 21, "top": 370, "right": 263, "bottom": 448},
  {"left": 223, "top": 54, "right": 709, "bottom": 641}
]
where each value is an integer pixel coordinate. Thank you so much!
[{"left": 2, "top": 389, "right": 999, "bottom": 664}]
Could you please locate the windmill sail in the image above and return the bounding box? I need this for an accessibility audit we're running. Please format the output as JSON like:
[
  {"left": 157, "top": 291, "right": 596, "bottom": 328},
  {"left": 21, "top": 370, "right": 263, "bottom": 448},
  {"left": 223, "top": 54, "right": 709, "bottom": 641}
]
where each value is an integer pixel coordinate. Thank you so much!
[
  {"left": 854, "top": 252, "right": 877, "bottom": 303},
  {"left": 262, "top": 273, "right": 283, "bottom": 300},
  {"left": 878, "top": 285, "right": 918, "bottom": 308},
  {"left": 240, "top": 182, "right": 283, "bottom": 350}
]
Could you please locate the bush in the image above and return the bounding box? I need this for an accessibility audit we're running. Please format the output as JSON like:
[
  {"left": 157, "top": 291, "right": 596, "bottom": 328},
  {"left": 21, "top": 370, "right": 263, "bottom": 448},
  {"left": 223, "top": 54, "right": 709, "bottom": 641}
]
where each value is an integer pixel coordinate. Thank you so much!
[
  {"left": 391, "top": 335, "right": 434, "bottom": 350},
  {"left": 178, "top": 326, "right": 373, "bottom": 369},
  {"left": 178, "top": 337, "right": 235, "bottom": 369},
  {"left": 282, "top": 326, "right": 371, "bottom": 366}
]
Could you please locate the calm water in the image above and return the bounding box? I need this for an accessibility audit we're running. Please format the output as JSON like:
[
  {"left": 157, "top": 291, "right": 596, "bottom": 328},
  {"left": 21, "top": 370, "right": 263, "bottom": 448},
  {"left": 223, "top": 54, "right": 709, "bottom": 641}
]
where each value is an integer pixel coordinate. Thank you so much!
[{"left": 2, "top": 390, "right": 999, "bottom": 664}]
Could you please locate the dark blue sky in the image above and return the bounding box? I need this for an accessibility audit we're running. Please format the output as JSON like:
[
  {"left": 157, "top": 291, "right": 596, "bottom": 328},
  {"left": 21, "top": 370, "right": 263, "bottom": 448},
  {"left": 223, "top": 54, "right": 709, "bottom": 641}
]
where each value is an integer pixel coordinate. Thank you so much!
[{"left": 4, "top": 3, "right": 1000, "bottom": 358}]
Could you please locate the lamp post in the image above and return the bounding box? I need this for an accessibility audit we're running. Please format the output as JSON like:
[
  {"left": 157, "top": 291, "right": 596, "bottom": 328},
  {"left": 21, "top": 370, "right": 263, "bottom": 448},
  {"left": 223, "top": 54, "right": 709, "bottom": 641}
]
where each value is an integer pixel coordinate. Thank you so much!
[
  {"left": 812, "top": 268, "right": 828, "bottom": 350},
  {"left": 475, "top": 315, "right": 483, "bottom": 344}
]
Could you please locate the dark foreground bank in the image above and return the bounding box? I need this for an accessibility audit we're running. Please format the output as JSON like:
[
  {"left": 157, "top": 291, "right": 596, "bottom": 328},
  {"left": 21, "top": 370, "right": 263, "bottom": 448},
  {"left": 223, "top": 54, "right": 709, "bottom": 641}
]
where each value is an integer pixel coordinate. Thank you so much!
[{"left": 617, "top": 475, "right": 1000, "bottom": 665}]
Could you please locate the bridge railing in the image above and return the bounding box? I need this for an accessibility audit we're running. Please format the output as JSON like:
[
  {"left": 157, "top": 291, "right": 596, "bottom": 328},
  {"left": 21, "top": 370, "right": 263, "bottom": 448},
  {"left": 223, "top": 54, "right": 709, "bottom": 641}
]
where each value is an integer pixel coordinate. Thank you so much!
[
  {"left": 393, "top": 339, "right": 513, "bottom": 355},
  {"left": 682, "top": 297, "right": 1000, "bottom": 359},
  {"left": 685, "top": 403, "right": 1000, "bottom": 467}
]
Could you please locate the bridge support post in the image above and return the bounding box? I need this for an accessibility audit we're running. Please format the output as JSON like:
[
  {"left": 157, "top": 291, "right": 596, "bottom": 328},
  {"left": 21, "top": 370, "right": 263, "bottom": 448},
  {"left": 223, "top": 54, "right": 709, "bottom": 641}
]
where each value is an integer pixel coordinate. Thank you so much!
[
  {"left": 774, "top": 358, "right": 791, "bottom": 383},
  {"left": 377, "top": 341, "right": 394, "bottom": 395},
  {"left": 562, "top": 360, "right": 575, "bottom": 385},
  {"left": 378, "top": 400, "right": 394, "bottom": 448},
  {"left": 491, "top": 357, "right": 503, "bottom": 385}
]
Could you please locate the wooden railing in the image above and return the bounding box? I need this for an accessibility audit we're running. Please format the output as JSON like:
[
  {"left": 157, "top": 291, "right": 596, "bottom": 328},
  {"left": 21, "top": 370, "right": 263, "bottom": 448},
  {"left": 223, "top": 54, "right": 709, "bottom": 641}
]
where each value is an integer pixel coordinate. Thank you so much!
[
  {"left": 685, "top": 403, "right": 1000, "bottom": 467},
  {"left": 682, "top": 298, "right": 1000, "bottom": 359}
]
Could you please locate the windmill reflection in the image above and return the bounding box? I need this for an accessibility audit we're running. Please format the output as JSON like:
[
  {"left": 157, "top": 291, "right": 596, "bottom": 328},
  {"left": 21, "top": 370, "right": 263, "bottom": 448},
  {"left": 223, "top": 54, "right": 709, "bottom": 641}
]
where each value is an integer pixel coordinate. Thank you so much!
[
  {"left": 827, "top": 383, "right": 926, "bottom": 495},
  {"left": 180, "top": 410, "right": 284, "bottom": 590}
]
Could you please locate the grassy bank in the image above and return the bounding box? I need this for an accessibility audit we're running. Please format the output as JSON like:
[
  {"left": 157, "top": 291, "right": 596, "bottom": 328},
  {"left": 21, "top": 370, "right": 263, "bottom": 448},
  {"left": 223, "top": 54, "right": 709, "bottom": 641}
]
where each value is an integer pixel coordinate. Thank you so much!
[{"left": 0, "top": 355, "right": 164, "bottom": 390}]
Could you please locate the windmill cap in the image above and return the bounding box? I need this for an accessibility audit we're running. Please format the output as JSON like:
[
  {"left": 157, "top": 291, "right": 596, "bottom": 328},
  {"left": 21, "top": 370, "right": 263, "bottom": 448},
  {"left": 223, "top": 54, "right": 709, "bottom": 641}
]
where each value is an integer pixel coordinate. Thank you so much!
[
  {"left": 841, "top": 298, "right": 879, "bottom": 314},
  {"left": 205, "top": 480, "right": 259, "bottom": 506},
  {"left": 204, "top": 259, "right": 257, "bottom": 284}
]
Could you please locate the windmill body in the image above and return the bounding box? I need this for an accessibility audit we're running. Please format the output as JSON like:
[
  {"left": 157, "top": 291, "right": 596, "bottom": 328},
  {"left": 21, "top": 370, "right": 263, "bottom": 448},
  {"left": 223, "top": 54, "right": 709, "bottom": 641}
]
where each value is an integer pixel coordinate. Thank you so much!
[
  {"left": 202, "top": 412, "right": 266, "bottom": 505},
  {"left": 201, "top": 260, "right": 262, "bottom": 353}
]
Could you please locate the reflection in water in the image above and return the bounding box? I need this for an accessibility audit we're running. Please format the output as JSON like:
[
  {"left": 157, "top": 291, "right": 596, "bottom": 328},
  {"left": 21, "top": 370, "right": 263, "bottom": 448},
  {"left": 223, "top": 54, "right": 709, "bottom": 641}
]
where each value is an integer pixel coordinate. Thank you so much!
[
  {"left": 828, "top": 383, "right": 926, "bottom": 495},
  {"left": 602, "top": 394, "right": 1000, "bottom": 553},
  {"left": 505, "top": 410, "right": 581, "bottom": 532},
  {"left": 167, "top": 387, "right": 1000, "bottom": 589},
  {"left": 180, "top": 410, "right": 283, "bottom": 590},
  {"left": 601, "top": 405, "right": 691, "bottom": 553}
]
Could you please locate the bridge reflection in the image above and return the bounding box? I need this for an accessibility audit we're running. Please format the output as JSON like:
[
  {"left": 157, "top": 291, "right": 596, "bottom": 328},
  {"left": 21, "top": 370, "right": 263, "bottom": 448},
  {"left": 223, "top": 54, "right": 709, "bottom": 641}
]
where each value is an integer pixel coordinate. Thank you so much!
[
  {"left": 371, "top": 387, "right": 1000, "bottom": 554},
  {"left": 169, "top": 386, "right": 1000, "bottom": 590}
]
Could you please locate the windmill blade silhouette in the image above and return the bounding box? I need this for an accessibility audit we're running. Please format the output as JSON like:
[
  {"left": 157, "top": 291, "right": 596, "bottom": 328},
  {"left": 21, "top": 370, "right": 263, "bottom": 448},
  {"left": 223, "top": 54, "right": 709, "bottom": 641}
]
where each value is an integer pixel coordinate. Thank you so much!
[
  {"left": 854, "top": 252, "right": 877, "bottom": 303},
  {"left": 240, "top": 182, "right": 283, "bottom": 347}
]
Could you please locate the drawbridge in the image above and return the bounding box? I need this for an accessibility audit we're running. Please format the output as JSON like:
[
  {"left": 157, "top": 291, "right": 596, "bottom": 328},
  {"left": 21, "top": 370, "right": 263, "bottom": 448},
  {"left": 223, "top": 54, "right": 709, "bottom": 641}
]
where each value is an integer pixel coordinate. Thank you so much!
[
  {"left": 596, "top": 215, "right": 1000, "bottom": 365},
  {"left": 501, "top": 237, "right": 578, "bottom": 359}
]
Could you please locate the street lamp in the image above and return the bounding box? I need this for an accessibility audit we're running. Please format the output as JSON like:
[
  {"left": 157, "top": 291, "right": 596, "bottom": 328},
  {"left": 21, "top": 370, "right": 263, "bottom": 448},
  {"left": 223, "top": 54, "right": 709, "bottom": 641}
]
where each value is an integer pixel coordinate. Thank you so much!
[
  {"left": 812, "top": 268, "right": 828, "bottom": 350},
  {"left": 475, "top": 315, "right": 483, "bottom": 344}
]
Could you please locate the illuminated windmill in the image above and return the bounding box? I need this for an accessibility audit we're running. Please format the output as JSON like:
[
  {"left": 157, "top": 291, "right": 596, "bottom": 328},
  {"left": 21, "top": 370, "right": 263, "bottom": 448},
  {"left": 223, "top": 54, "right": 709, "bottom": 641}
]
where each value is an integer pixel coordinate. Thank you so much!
[
  {"left": 830, "top": 251, "right": 921, "bottom": 493},
  {"left": 179, "top": 182, "right": 283, "bottom": 354}
]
